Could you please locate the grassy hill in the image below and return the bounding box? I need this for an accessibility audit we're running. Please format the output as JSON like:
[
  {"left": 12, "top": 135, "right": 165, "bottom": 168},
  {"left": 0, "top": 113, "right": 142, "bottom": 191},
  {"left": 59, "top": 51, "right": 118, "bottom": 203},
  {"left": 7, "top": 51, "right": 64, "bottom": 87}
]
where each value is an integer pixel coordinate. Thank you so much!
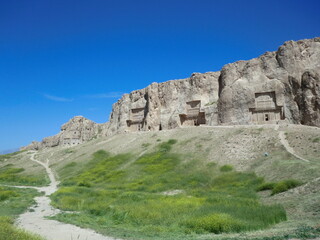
[{"left": 1, "top": 124, "right": 319, "bottom": 239}]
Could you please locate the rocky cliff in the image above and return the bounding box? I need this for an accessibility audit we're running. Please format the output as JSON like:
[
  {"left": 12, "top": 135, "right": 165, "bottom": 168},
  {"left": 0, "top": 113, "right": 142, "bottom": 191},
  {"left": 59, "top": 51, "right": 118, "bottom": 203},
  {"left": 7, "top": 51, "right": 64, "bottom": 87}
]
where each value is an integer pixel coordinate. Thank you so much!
[
  {"left": 23, "top": 37, "right": 320, "bottom": 150},
  {"left": 105, "top": 71, "right": 220, "bottom": 136},
  {"left": 218, "top": 37, "right": 320, "bottom": 126},
  {"left": 22, "top": 116, "right": 103, "bottom": 150}
]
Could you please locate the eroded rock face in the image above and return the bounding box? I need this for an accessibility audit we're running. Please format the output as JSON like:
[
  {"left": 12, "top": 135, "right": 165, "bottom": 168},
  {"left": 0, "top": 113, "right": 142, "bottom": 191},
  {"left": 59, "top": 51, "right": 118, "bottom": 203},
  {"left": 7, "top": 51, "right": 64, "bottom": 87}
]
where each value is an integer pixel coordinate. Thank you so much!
[
  {"left": 106, "top": 72, "right": 220, "bottom": 135},
  {"left": 22, "top": 116, "right": 104, "bottom": 150},
  {"left": 296, "top": 70, "right": 320, "bottom": 126},
  {"left": 23, "top": 37, "right": 320, "bottom": 150},
  {"left": 218, "top": 38, "right": 320, "bottom": 126}
]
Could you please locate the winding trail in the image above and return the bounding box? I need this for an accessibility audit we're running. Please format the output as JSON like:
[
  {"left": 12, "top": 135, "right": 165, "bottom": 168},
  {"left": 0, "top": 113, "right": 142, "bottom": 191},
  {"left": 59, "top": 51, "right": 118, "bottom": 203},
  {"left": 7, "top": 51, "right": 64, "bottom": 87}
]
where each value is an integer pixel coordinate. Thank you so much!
[
  {"left": 275, "top": 126, "right": 310, "bottom": 163},
  {"left": 16, "top": 151, "right": 120, "bottom": 240}
]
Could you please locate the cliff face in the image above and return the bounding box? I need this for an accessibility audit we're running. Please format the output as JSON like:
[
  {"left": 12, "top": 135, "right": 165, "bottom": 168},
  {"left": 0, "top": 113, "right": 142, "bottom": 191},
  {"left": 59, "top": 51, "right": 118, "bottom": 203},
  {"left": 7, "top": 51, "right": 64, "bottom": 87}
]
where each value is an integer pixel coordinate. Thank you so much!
[
  {"left": 108, "top": 37, "right": 320, "bottom": 132},
  {"left": 23, "top": 37, "right": 320, "bottom": 150},
  {"left": 218, "top": 38, "right": 320, "bottom": 126},
  {"left": 105, "top": 71, "right": 220, "bottom": 135}
]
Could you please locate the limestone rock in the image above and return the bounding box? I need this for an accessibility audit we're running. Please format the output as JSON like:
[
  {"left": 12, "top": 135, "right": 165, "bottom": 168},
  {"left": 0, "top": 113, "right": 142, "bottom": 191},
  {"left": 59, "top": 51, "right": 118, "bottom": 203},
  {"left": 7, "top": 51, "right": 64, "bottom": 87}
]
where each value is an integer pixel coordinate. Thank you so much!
[
  {"left": 22, "top": 116, "right": 104, "bottom": 150},
  {"left": 218, "top": 37, "right": 320, "bottom": 126},
  {"left": 106, "top": 71, "right": 220, "bottom": 135}
]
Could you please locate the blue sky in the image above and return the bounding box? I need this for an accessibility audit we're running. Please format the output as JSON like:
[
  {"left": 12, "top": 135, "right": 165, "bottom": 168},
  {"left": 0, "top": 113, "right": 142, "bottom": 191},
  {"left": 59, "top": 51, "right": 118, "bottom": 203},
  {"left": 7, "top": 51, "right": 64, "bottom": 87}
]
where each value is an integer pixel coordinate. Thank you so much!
[{"left": 0, "top": 0, "right": 319, "bottom": 151}]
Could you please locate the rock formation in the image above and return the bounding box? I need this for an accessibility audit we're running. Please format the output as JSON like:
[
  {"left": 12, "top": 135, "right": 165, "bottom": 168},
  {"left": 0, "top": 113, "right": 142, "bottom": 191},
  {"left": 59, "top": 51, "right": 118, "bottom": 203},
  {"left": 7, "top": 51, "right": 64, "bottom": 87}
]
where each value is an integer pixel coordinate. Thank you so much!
[
  {"left": 22, "top": 116, "right": 103, "bottom": 150},
  {"left": 218, "top": 37, "right": 320, "bottom": 126},
  {"left": 105, "top": 71, "right": 220, "bottom": 136},
  {"left": 23, "top": 37, "right": 320, "bottom": 150}
]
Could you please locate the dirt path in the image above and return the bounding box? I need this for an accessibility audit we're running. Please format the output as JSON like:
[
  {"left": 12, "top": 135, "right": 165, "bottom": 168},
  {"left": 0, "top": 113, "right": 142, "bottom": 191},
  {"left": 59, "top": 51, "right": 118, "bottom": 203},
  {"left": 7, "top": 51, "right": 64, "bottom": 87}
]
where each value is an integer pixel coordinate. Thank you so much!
[
  {"left": 277, "top": 129, "right": 310, "bottom": 163},
  {"left": 16, "top": 151, "right": 120, "bottom": 240}
]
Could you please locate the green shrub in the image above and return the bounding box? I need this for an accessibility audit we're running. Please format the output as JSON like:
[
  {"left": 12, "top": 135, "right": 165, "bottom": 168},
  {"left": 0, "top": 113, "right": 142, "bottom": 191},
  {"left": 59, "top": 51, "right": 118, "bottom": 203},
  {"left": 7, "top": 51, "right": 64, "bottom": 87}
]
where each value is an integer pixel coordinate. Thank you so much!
[
  {"left": 184, "top": 213, "right": 244, "bottom": 233},
  {"left": 220, "top": 165, "right": 233, "bottom": 172},
  {"left": 272, "top": 179, "right": 302, "bottom": 195},
  {"left": 77, "top": 181, "right": 91, "bottom": 188},
  {"left": 257, "top": 182, "right": 275, "bottom": 191},
  {"left": 257, "top": 179, "right": 302, "bottom": 195},
  {"left": 312, "top": 137, "right": 320, "bottom": 143},
  {"left": 64, "top": 149, "right": 75, "bottom": 154},
  {"left": 168, "top": 139, "right": 177, "bottom": 144},
  {"left": 142, "top": 143, "right": 151, "bottom": 148}
]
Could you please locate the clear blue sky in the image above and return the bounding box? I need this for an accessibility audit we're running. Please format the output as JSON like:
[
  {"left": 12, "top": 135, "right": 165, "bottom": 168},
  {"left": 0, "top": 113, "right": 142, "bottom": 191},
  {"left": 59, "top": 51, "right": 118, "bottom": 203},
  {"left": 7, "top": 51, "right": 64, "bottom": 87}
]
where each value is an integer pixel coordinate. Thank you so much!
[{"left": 0, "top": 0, "right": 319, "bottom": 151}]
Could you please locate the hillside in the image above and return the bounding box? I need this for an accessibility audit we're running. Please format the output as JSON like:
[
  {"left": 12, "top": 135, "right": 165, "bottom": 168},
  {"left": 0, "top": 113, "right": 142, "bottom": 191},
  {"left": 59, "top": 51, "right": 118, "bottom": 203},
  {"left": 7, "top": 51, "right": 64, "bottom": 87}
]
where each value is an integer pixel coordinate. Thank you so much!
[
  {"left": 2, "top": 37, "right": 319, "bottom": 240},
  {"left": 1, "top": 124, "right": 319, "bottom": 239}
]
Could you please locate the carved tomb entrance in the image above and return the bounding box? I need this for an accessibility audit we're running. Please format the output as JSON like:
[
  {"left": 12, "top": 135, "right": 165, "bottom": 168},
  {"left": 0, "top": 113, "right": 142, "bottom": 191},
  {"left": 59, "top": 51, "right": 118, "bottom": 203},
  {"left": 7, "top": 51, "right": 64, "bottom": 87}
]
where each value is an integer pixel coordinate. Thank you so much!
[
  {"left": 249, "top": 92, "right": 284, "bottom": 124},
  {"left": 126, "top": 107, "right": 145, "bottom": 131},
  {"left": 179, "top": 100, "right": 206, "bottom": 126}
]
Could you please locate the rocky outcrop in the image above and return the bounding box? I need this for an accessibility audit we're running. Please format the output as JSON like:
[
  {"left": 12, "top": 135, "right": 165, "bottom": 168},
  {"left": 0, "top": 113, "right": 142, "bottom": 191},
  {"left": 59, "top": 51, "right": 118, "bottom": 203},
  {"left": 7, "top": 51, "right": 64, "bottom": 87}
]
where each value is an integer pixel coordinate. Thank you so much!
[
  {"left": 23, "top": 37, "right": 320, "bottom": 150},
  {"left": 293, "top": 70, "right": 320, "bottom": 126},
  {"left": 22, "top": 116, "right": 103, "bottom": 150},
  {"left": 218, "top": 37, "right": 320, "bottom": 126}
]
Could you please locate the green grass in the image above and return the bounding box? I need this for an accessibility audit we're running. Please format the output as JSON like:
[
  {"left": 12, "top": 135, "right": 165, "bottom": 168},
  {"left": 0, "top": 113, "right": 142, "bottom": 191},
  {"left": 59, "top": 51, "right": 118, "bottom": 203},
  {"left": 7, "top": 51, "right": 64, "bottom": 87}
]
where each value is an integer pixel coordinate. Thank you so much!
[
  {"left": 0, "top": 216, "right": 44, "bottom": 240},
  {"left": 0, "top": 165, "right": 49, "bottom": 186},
  {"left": 51, "top": 140, "right": 287, "bottom": 239},
  {"left": 0, "top": 186, "right": 39, "bottom": 216},
  {"left": 0, "top": 186, "right": 44, "bottom": 240},
  {"left": 0, "top": 151, "right": 25, "bottom": 162}
]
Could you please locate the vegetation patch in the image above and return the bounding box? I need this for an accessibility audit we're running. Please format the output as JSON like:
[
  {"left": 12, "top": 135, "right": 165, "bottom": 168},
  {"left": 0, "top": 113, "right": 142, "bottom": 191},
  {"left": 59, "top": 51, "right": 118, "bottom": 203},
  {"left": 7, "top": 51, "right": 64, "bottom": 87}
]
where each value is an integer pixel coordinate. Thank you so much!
[
  {"left": 0, "top": 216, "right": 44, "bottom": 240},
  {"left": 51, "top": 140, "right": 287, "bottom": 239},
  {"left": 0, "top": 166, "right": 48, "bottom": 186},
  {"left": 312, "top": 137, "right": 320, "bottom": 143},
  {"left": 0, "top": 151, "right": 24, "bottom": 163},
  {"left": 216, "top": 225, "right": 320, "bottom": 240},
  {"left": 0, "top": 186, "right": 42, "bottom": 240},
  {"left": 257, "top": 179, "right": 302, "bottom": 195},
  {"left": 256, "top": 182, "right": 276, "bottom": 191},
  {"left": 183, "top": 213, "right": 244, "bottom": 234},
  {"left": 142, "top": 143, "right": 151, "bottom": 148},
  {"left": 271, "top": 179, "right": 303, "bottom": 195},
  {"left": 0, "top": 186, "right": 39, "bottom": 216},
  {"left": 0, "top": 187, "right": 18, "bottom": 201},
  {"left": 220, "top": 164, "right": 233, "bottom": 172}
]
